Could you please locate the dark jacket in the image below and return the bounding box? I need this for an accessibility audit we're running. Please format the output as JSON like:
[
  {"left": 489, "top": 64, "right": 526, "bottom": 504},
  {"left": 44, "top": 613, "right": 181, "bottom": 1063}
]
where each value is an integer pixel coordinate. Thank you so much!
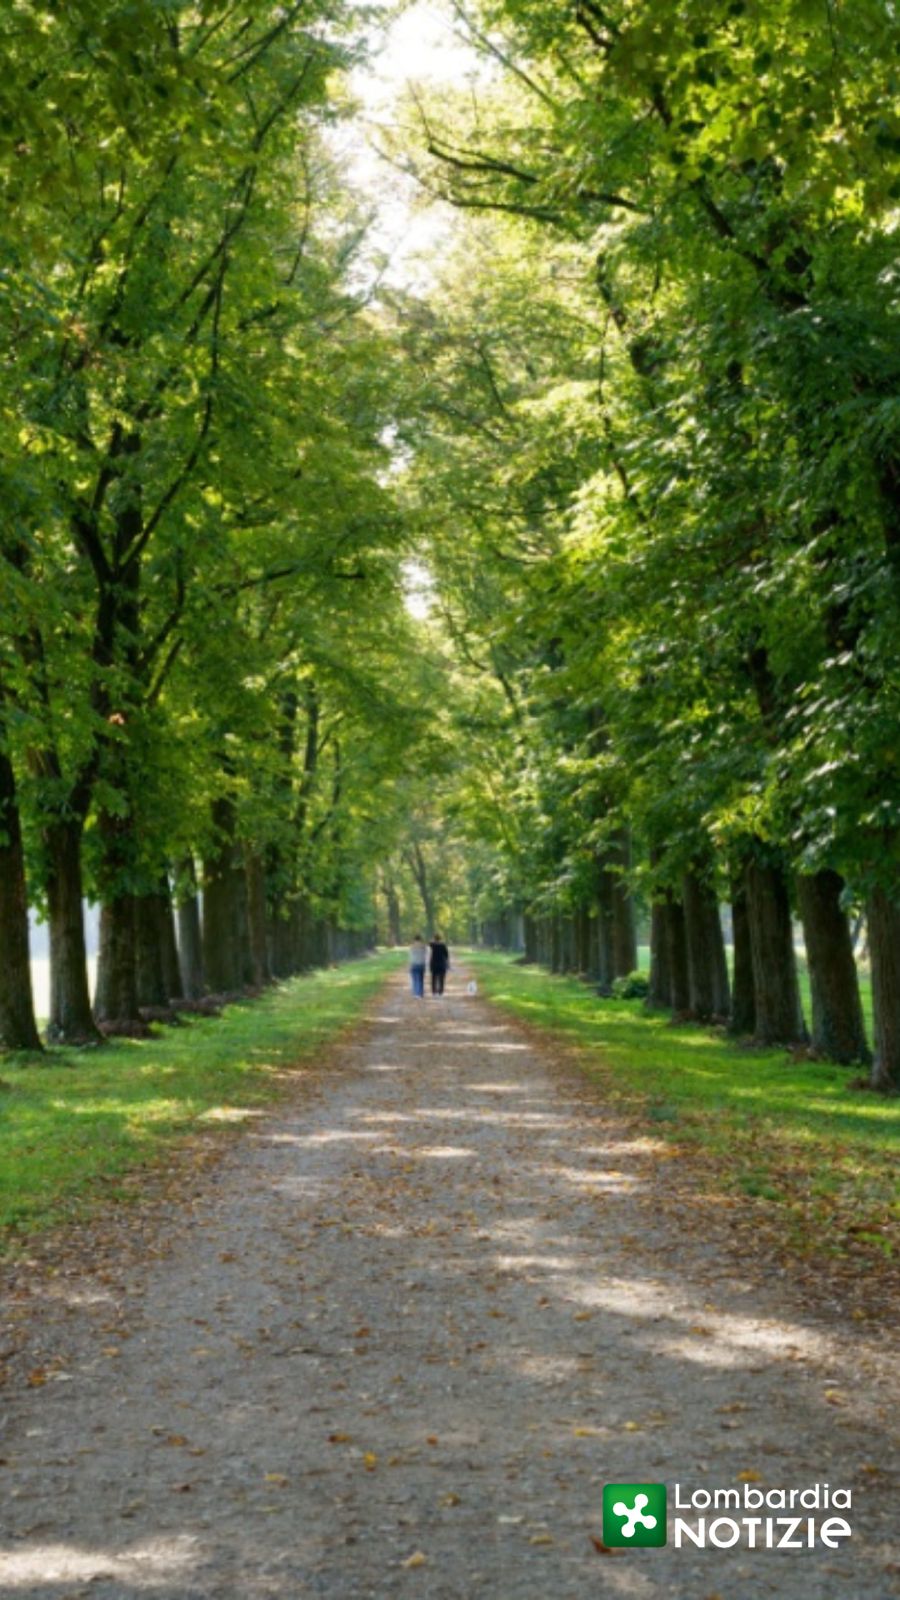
[{"left": 429, "top": 940, "right": 449, "bottom": 972}]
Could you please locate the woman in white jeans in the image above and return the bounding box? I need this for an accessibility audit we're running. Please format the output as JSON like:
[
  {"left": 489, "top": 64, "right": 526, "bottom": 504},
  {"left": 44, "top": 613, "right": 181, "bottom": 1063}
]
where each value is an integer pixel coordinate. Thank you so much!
[{"left": 409, "top": 935, "right": 428, "bottom": 997}]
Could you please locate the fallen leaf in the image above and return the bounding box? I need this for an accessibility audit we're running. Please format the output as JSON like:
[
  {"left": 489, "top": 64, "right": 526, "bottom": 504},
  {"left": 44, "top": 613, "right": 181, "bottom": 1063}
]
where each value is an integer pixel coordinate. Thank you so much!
[
  {"left": 401, "top": 1551, "right": 427, "bottom": 1569},
  {"left": 529, "top": 1533, "right": 555, "bottom": 1546},
  {"left": 329, "top": 1432, "right": 353, "bottom": 1444},
  {"left": 265, "top": 1473, "right": 289, "bottom": 1486},
  {"left": 26, "top": 1369, "right": 47, "bottom": 1388},
  {"left": 738, "top": 1470, "right": 763, "bottom": 1483},
  {"left": 363, "top": 1453, "right": 378, "bottom": 1471},
  {"left": 590, "top": 1536, "right": 622, "bottom": 1556}
]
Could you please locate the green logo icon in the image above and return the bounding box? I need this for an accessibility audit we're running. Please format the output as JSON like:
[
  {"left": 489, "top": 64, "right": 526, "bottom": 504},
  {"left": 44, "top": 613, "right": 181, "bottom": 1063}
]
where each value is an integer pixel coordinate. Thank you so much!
[{"left": 602, "top": 1483, "right": 668, "bottom": 1547}]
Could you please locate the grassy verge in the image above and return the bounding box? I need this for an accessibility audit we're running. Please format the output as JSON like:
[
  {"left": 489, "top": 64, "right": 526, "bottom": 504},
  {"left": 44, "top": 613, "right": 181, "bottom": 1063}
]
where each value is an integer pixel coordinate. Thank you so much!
[
  {"left": 0, "top": 952, "right": 399, "bottom": 1252},
  {"left": 467, "top": 950, "right": 899, "bottom": 1265}
]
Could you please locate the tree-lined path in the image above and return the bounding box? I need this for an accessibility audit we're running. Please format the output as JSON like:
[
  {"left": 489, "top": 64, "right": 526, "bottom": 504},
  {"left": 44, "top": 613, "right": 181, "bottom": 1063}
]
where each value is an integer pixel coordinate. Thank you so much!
[{"left": 2, "top": 968, "right": 897, "bottom": 1599}]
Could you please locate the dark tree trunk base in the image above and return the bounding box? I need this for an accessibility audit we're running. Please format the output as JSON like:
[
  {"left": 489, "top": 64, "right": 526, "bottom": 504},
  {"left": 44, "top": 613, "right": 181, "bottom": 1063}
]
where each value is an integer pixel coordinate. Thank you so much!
[
  {"left": 745, "top": 855, "right": 807, "bottom": 1047},
  {"left": 797, "top": 870, "right": 869, "bottom": 1065}
]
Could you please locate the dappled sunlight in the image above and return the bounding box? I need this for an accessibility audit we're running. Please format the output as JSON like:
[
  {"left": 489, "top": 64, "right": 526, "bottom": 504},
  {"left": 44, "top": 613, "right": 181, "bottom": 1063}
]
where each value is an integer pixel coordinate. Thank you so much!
[
  {"left": 494, "top": 1253, "right": 584, "bottom": 1273},
  {"left": 0, "top": 1534, "right": 202, "bottom": 1587},
  {"left": 199, "top": 1106, "right": 266, "bottom": 1123},
  {"left": 512, "top": 1352, "right": 589, "bottom": 1383},
  {"left": 279, "top": 1128, "right": 381, "bottom": 1147},
  {"left": 542, "top": 1163, "right": 641, "bottom": 1193},
  {"left": 407, "top": 1144, "right": 475, "bottom": 1160},
  {"left": 469, "top": 1080, "right": 532, "bottom": 1094}
]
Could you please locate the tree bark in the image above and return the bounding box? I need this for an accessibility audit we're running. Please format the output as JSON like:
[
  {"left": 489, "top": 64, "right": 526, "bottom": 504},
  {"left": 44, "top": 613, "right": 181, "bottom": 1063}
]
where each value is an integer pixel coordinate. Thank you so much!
[
  {"left": 0, "top": 742, "right": 42, "bottom": 1051},
  {"left": 382, "top": 874, "right": 402, "bottom": 946},
  {"left": 94, "top": 897, "right": 140, "bottom": 1025},
  {"left": 729, "top": 869, "right": 756, "bottom": 1036},
  {"left": 647, "top": 899, "right": 671, "bottom": 1008},
  {"left": 406, "top": 842, "right": 435, "bottom": 933},
  {"left": 744, "top": 856, "right": 807, "bottom": 1046},
  {"left": 245, "top": 851, "right": 271, "bottom": 987},
  {"left": 523, "top": 913, "right": 538, "bottom": 963},
  {"left": 797, "top": 870, "right": 869, "bottom": 1064},
  {"left": 665, "top": 897, "right": 691, "bottom": 1013},
  {"left": 156, "top": 874, "right": 183, "bottom": 1001},
  {"left": 595, "top": 861, "right": 615, "bottom": 993},
  {"left": 867, "top": 885, "right": 900, "bottom": 1091},
  {"left": 611, "top": 827, "right": 638, "bottom": 976},
  {"left": 682, "top": 868, "right": 730, "bottom": 1020},
  {"left": 45, "top": 818, "right": 99, "bottom": 1043},
  {"left": 575, "top": 906, "right": 591, "bottom": 974},
  {"left": 270, "top": 902, "right": 296, "bottom": 979},
  {"left": 135, "top": 889, "right": 169, "bottom": 1008},
  {"left": 202, "top": 795, "right": 244, "bottom": 992},
  {"left": 175, "top": 857, "right": 204, "bottom": 999}
]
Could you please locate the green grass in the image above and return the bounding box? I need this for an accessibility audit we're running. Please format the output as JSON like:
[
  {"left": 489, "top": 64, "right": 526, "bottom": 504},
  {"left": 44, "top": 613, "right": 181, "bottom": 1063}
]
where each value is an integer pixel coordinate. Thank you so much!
[
  {"left": 467, "top": 950, "right": 899, "bottom": 1261},
  {"left": 0, "top": 953, "right": 398, "bottom": 1252}
]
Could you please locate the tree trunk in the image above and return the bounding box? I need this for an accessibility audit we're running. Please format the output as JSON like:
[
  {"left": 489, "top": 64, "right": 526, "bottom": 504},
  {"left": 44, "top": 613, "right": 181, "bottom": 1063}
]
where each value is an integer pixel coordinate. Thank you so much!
[
  {"left": 135, "top": 890, "right": 169, "bottom": 1008},
  {"left": 575, "top": 907, "right": 591, "bottom": 974},
  {"left": 407, "top": 842, "right": 435, "bottom": 932},
  {"left": 156, "top": 874, "right": 183, "bottom": 1000},
  {"left": 94, "top": 897, "right": 140, "bottom": 1025},
  {"left": 549, "top": 914, "right": 561, "bottom": 973},
  {"left": 45, "top": 818, "right": 98, "bottom": 1043},
  {"left": 175, "top": 857, "right": 204, "bottom": 999},
  {"left": 665, "top": 897, "right": 691, "bottom": 1013},
  {"left": 202, "top": 796, "right": 245, "bottom": 992},
  {"left": 867, "top": 885, "right": 900, "bottom": 1091},
  {"left": 729, "top": 869, "right": 756, "bottom": 1036},
  {"left": 595, "top": 861, "right": 615, "bottom": 993},
  {"left": 797, "top": 870, "right": 869, "bottom": 1064},
  {"left": 647, "top": 899, "right": 671, "bottom": 1008},
  {"left": 0, "top": 743, "right": 42, "bottom": 1051},
  {"left": 270, "top": 902, "right": 296, "bottom": 979},
  {"left": 383, "top": 876, "right": 402, "bottom": 946},
  {"left": 682, "top": 868, "right": 730, "bottom": 1021},
  {"left": 744, "top": 856, "right": 806, "bottom": 1046},
  {"left": 246, "top": 851, "right": 271, "bottom": 987},
  {"left": 234, "top": 859, "right": 254, "bottom": 986},
  {"left": 523, "top": 914, "right": 538, "bottom": 963},
  {"left": 611, "top": 827, "right": 638, "bottom": 976}
]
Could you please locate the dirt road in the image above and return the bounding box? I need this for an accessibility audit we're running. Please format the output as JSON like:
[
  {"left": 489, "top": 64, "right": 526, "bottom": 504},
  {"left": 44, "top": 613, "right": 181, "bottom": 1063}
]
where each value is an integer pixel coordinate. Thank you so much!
[{"left": 2, "top": 968, "right": 897, "bottom": 1597}]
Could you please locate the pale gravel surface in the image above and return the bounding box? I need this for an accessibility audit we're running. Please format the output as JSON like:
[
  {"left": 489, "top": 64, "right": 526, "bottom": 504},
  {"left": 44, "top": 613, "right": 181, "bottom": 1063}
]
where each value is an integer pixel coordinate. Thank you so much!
[{"left": 2, "top": 964, "right": 899, "bottom": 1599}]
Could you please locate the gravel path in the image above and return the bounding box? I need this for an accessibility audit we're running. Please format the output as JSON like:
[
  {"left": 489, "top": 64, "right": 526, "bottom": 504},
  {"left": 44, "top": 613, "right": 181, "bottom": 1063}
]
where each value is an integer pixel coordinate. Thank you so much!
[{"left": 2, "top": 966, "right": 898, "bottom": 1598}]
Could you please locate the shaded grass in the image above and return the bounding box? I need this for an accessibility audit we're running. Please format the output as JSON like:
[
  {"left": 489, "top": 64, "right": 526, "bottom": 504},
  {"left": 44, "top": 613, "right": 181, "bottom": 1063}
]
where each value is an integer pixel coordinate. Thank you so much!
[
  {"left": 0, "top": 953, "right": 398, "bottom": 1251},
  {"left": 467, "top": 951, "right": 899, "bottom": 1260}
]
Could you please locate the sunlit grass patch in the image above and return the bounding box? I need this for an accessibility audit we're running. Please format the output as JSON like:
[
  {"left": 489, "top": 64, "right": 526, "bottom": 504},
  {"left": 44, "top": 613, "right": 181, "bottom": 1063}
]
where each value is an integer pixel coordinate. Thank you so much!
[
  {"left": 0, "top": 953, "right": 399, "bottom": 1250},
  {"left": 467, "top": 951, "right": 899, "bottom": 1262}
]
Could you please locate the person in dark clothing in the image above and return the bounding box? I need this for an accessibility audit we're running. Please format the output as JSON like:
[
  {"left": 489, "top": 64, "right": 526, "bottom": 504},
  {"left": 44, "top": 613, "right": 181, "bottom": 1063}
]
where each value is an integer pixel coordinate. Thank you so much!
[{"left": 429, "top": 933, "right": 450, "bottom": 996}]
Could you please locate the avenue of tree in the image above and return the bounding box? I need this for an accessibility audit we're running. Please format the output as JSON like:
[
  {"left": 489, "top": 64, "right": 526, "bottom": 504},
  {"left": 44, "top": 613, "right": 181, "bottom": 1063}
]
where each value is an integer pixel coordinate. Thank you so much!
[{"left": 2, "top": 1, "right": 899, "bottom": 1093}]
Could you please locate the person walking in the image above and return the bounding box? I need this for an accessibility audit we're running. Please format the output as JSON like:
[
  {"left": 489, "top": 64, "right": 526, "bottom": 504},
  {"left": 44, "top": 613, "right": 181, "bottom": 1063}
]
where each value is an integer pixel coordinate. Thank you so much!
[
  {"left": 409, "top": 934, "right": 428, "bottom": 998},
  {"left": 429, "top": 933, "right": 450, "bottom": 996}
]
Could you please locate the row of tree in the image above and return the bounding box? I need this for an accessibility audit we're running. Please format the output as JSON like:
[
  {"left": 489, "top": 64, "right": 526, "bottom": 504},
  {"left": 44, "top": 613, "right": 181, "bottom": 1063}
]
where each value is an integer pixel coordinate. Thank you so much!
[
  {"left": 0, "top": 1, "right": 441, "bottom": 1050},
  {"left": 387, "top": 0, "right": 900, "bottom": 1087}
]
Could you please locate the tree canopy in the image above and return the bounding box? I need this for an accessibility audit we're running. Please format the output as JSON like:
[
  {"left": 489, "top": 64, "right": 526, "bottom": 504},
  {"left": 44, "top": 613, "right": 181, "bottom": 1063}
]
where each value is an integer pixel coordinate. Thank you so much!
[{"left": 2, "top": 0, "right": 899, "bottom": 1090}]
